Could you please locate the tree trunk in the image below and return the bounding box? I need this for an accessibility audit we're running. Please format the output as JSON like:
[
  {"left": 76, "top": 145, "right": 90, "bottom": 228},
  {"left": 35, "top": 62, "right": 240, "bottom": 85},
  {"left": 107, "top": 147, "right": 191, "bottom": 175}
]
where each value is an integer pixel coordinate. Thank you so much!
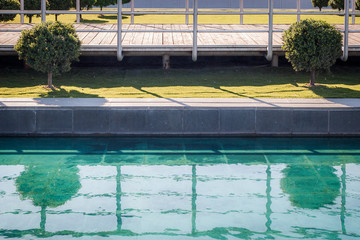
[
  {"left": 48, "top": 71, "right": 53, "bottom": 89},
  {"left": 29, "top": 15, "right": 32, "bottom": 23},
  {"left": 40, "top": 205, "right": 46, "bottom": 232},
  {"left": 55, "top": 14, "right": 58, "bottom": 21},
  {"left": 309, "top": 70, "right": 316, "bottom": 87}
]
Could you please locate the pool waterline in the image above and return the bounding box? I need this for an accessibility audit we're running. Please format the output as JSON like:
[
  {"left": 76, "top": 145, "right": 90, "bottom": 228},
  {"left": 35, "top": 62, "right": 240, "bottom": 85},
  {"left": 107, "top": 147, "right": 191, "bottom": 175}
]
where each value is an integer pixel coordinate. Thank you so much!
[{"left": 0, "top": 137, "right": 359, "bottom": 239}]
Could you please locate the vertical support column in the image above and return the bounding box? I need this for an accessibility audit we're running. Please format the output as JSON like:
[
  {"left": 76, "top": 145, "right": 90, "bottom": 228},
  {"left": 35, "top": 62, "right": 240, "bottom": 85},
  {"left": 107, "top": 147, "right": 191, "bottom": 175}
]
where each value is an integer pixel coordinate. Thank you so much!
[
  {"left": 131, "top": 0, "right": 135, "bottom": 24},
  {"left": 297, "top": 0, "right": 301, "bottom": 23},
  {"left": 271, "top": 54, "right": 278, "bottom": 67},
  {"left": 351, "top": 0, "right": 355, "bottom": 25},
  {"left": 240, "top": 0, "right": 244, "bottom": 25},
  {"left": 41, "top": 0, "right": 46, "bottom": 22},
  {"left": 20, "top": 0, "right": 24, "bottom": 24},
  {"left": 266, "top": 0, "right": 273, "bottom": 61},
  {"left": 163, "top": 55, "right": 170, "bottom": 69},
  {"left": 342, "top": 0, "right": 349, "bottom": 62},
  {"left": 185, "top": 0, "right": 189, "bottom": 24},
  {"left": 76, "top": 0, "right": 80, "bottom": 23},
  {"left": 117, "top": 0, "right": 124, "bottom": 61},
  {"left": 192, "top": 0, "right": 198, "bottom": 62}
]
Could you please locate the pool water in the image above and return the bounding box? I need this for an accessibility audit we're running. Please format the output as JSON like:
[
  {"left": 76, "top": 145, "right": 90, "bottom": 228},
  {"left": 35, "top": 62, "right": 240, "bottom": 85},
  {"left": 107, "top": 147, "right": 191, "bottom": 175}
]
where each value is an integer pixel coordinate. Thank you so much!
[{"left": 0, "top": 137, "right": 359, "bottom": 239}]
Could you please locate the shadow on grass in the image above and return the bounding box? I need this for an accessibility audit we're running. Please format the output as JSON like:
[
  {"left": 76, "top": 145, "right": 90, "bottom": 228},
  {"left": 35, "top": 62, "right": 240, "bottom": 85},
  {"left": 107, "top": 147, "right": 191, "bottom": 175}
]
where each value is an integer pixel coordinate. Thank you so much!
[
  {"left": 98, "top": 15, "right": 130, "bottom": 20},
  {"left": 308, "top": 85, "right": 360, "bottom": 98},
  {"left": 80, "top": 19, "right": 109, "bottom": 24},
  {"left": 39, "top": 88, "right": 101, "bottom": 98}
]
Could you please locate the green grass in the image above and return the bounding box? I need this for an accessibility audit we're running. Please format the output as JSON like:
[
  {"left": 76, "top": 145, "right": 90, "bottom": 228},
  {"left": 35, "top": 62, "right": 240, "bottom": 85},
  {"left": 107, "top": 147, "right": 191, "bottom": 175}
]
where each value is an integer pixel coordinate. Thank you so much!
[
  {"left": 1, "top": 65, "right": 360, "bottom": 98},
  {"left": 8, "top": 8, "right": 360, "bottom": 24}
]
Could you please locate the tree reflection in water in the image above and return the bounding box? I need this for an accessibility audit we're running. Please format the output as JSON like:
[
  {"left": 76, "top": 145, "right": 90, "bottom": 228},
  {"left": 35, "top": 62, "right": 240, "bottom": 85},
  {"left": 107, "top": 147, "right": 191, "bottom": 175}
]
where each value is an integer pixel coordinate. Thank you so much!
[
  {"left": 16, "top": 163, "right": 81, "bottom": 232},
  {"left": 281, "top": 165, "right": 340, "bottom": 209}
]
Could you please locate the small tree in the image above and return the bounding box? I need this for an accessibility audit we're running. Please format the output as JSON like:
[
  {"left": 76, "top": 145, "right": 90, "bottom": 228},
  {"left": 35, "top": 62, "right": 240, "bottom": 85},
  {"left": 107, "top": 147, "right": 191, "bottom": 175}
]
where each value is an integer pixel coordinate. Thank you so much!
[
  {"left": 311, "top": 0, "right": 329, "bottom": 11},
  {"left": 0, "top": 0, "right": 20, "bottom": 22},
  {"left": 282, "top": 19, "right": 342, "bottom": 87},
  {"left": 15, "top": 21, "right": 81, "bottom": 89},
  {"left": 95, "top": 0, "right": 116, "bottom": 12},
  {"left": 48, "top": 0, "right": 72, "bottom": 21},
  {"left": 329, "top": 0, "right": 344, "bottom": 10},
  {"left": 24, "top": 0, "right": 49, "bottom": 23}
]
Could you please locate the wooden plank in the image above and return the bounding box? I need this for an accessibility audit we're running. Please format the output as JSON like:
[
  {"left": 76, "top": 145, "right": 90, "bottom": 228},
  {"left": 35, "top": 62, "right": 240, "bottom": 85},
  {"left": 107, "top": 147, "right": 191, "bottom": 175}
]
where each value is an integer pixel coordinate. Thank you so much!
[
  {"left": 162, "top": 24, "right": 173, "bottom": 45},
  {"left": 89, "top": 24, "right": 112, "bottom": 45},
  {"left": 179, "top": 24, "right": 192, "bottom": 45},
  {"left": 81, "top": 24, "right": 100, "bottom": 45},
  {"left": 152, "top": 24, "right": 163, "bottom": 45},
  {"left": 142, "top": 24, "right": 154, "bottom": 45}
]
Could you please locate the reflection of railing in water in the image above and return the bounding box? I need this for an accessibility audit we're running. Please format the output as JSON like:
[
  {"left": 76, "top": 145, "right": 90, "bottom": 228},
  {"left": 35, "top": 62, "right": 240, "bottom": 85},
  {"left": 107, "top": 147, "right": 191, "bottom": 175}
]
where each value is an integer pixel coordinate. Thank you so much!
[
  {"left": 1, "top": 0, "right": 359, "bottom": 62},
  {"left": 0, "top": 163, "right": 353, "bottom": 239}
]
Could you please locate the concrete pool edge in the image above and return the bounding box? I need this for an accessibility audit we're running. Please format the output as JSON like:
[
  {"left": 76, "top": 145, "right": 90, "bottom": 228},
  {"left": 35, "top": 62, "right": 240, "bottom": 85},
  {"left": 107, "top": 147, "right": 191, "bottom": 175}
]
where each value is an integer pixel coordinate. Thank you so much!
[{"left": 1, "top": 98, "right": 360, "bottom": 136}]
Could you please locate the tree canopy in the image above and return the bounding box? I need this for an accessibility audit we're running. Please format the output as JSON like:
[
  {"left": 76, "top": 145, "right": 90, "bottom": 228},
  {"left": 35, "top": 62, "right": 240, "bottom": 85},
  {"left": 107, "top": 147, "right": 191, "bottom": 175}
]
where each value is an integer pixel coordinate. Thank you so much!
[
  {"left": 15, "top": 21, "right": 81, "bottom": 89},
  {"left": 0, "top": 0, "right": 20, "bottom": 22},
  {"left": 329, "top": 0, "right": 344, "bottom": 10},
  {"left": 311, "top": 0, "right": 329, "bottom": 11},
  {"left": 282, "top": 19, "right": 342, "bottom": 86},
  {"left": 48, "top": 0, "right": 72, "bottom": 21}
]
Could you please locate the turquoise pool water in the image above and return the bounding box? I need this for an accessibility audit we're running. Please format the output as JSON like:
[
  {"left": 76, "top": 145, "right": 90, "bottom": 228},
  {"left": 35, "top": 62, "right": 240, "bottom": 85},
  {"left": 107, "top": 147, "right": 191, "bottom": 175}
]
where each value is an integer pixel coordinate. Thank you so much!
[{"left": 0, "top": 137, "right": 359, "bottom": 239}]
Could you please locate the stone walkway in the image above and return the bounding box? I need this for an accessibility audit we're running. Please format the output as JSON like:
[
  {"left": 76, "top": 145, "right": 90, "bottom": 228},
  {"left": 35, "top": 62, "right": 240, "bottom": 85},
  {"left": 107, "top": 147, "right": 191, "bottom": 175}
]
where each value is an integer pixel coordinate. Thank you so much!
[{"left": 1, "top": 98, "right": 360, "bottom": 108}]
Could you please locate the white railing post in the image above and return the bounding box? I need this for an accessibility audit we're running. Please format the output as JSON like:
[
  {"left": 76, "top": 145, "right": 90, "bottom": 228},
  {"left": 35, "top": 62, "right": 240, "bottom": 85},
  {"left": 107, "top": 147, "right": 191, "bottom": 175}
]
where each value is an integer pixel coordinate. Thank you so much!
[
  {"left": 20, "top": 0, "right": 24, "bottom": 23},
  {"left": 240, "top": 0, "right": 243, "bottom": 25},
  {"left": 41, "top": 0, "right": 46, "bottom": 22},
  {"left": 351, "top": 0, "right": 355, "bottom": 25},
  {"left": 76, "top": 0, "right": 80, "bottom": 23},
  {"left": 297, "top": 0, "right": 301, "bottom": 22},
  {"left": 342, "top": 0, "right": 349, "bottom": 61},
  {"left": 131, "top": 0, "right": 134, "bottom": 24},
  {"left": 117, "top": 0, "right": 123, "bottom": 61},
  {"left": 266, "top": 0, "right": 273, "bottom": 61},
  {"left": 185, "top": 0, "right": 189, "bottom": 24},
  {"left": 192, "top": 0, "right": 198, "bottom": 61}
]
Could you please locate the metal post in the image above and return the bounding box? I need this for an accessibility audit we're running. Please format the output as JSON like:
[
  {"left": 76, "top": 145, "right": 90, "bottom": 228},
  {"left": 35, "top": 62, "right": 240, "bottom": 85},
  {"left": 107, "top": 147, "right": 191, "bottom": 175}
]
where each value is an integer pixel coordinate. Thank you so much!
[
  {"left": 240, "top": 0, "right": 244, "bottom": 25},
  {"left": 192, "top": 0, "right": 198, "bottom": 62},
  {"left": 131, "top": 0, "right": 134, "bottom": 24},
  {"left": 76, "top": 0, "right": 80, "bottom": 23},
  {"left": 41, "top": 0, "right": 46, "bottom": 22},
  {"left": 185, "top": 0, "right": 189, "bottom": 25},
  {"left": 20, "top": 0, "right": 24, "bottom": 23},
  {"left": 352, "top": 0, "right": 355, "bottom": 25},
  {"left": 342, "top": 0, "right": 349, "bottom": 62},
  {"left": 297, "top": 0, "right": 301, "bottom": 22},
  {"left": 117, "top": 0, "right": 124, "bottom": 61},
  {"left": 266, "top": 0, "right": 273, "bottom": 61}
]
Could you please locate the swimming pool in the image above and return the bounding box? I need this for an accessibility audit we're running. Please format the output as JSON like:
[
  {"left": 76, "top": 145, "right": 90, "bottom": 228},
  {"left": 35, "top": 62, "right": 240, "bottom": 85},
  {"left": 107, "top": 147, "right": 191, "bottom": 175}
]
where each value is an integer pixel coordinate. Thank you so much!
[{"left": 0, "top": 137, "right": 359, "bottom": 239}]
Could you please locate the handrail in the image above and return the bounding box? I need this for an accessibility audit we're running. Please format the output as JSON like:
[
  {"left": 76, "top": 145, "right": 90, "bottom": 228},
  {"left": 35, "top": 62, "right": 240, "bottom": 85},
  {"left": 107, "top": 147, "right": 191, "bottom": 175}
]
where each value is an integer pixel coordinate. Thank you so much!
[
  {"left": 192, "top": 0, "right": 198, "bottom": 62},
  {"left": 117, "top": 0, "right": 123, "bottom": 61},
  {"left": 265, "top": 0, "right": 273, "bottom": 61},
  {"left": 342, "top": 0, "right": 350, "bottom": 62},
  {"left": 0, "top": 0, "right": 358, "bottom": 63}
]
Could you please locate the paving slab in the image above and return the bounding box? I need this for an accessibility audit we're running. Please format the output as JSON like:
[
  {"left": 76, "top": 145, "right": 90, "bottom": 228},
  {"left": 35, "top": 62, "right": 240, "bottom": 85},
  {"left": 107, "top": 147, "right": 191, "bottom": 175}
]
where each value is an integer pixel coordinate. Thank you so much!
[{"left": 1, "top": 98, "right": 360, "bottom": 109}]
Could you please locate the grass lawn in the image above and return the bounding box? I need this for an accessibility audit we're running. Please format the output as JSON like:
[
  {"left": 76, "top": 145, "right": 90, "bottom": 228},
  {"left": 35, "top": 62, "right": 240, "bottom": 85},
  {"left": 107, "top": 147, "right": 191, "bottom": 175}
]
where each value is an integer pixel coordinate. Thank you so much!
[
  {"left": 1, "top": 65, "right": 360, "bottom": 98},
  {"left": 8, "top": 9, "right": 360, "bottom": 24}
]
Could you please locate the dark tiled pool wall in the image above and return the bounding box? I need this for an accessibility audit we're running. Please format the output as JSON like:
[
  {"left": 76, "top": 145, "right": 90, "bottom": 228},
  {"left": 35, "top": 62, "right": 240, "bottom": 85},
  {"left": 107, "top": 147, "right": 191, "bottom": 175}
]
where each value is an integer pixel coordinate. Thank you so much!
[{"left": 0, "top": 108, "right": 360, "bottom": 136}]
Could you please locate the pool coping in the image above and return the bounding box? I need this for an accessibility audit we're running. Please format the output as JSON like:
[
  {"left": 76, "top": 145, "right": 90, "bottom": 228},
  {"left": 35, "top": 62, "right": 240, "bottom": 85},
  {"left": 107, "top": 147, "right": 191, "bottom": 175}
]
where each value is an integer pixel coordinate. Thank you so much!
[{"left": 1, "top": 98, "right": 360, "bottom": 136}]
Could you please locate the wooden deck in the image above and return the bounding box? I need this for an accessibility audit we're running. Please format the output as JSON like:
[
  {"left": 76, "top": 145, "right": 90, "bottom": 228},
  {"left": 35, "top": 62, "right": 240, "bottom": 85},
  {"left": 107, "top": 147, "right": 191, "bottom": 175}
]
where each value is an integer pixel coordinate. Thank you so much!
[{"left": 1, "top": 23, "right": 360, "bottom": 57}]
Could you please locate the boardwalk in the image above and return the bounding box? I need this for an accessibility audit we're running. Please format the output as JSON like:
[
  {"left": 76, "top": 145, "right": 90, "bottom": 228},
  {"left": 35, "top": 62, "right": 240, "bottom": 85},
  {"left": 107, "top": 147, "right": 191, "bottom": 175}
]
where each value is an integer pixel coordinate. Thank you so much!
[{"left": 1, "top": 23, "right": 360, "bottom": 57}]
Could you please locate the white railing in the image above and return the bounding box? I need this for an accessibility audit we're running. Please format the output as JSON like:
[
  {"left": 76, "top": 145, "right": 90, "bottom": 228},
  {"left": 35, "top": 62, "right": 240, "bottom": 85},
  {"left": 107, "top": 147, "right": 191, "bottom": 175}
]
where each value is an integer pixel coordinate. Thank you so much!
[{"left": 0, "top": 0, "right": 359, "bottom": 62}]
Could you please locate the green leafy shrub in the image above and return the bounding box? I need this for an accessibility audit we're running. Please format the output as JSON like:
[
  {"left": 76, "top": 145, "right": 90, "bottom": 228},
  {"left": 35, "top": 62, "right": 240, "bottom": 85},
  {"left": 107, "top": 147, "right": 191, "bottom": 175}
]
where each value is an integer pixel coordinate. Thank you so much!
[
  {"left": 0, "top": 0, "right": 20, "bottom": 22},
  {"left": 15, "top": 21, "right": 81, "bottom": 89},
  {"left": 356, "top": 0, "right": 360, "bottom": 10},
  {"left": 282, "top": 19, "right": 342, "bottom": 86},
  {"left": 311, "top": 0, "right": 329, "bottom": 11}
]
